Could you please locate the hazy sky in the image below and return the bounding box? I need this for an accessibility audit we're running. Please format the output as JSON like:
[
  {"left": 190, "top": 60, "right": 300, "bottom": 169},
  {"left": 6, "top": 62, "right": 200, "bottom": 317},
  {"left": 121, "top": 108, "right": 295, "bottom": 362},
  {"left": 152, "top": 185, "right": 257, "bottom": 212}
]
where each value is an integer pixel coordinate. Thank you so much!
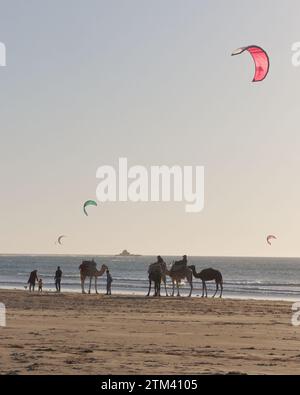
[{"left": 1, "top": 0, "right": 300, "bottom": 256}]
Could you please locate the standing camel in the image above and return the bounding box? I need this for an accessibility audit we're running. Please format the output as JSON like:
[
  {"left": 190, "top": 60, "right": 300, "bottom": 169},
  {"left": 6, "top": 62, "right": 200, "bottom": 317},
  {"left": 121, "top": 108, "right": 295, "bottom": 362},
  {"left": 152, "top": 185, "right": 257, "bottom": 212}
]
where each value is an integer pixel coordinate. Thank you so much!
[
  {"left": 168, "top": 262, "right": 193, "bottom": 297},
  {"left": 79, "top": 260, "right": 108, "bottom": 294},
  {"left": 147, "top": 262, "right": 163, "bottom": 297},
  {"left": 147, "top": 259, "right": 168, "bottom": 296},
  {"left": 147, "top": 257, "right": 193, "bottom": 297},
  {"left": 189, "top": 265, "right": 223, "bottom": 298}
]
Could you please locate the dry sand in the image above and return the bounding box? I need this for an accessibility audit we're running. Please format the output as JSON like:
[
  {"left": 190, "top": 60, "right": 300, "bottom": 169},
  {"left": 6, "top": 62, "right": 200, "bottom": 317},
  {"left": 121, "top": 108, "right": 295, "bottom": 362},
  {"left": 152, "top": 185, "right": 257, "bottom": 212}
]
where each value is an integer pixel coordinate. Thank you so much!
[{"left": 0, "top": 289, "right": 299, "bottom": 375}]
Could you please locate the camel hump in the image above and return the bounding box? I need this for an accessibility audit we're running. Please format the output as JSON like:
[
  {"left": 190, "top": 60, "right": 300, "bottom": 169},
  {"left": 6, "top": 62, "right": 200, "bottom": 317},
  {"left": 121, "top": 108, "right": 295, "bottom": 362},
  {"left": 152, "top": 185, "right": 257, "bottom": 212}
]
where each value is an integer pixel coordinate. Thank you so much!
[
  {"left": 79, "top": 260, "right": 97, "bottom": 271},
  {"left": 148, "top": 262, "right": 162, "bottom": 274},
  {"left": 209, "top": 268, "right": 222, "bottom": 276},
  {"left": 201, "top": 268, "right": 223, "bottom": 282},
  {"left": 201, "top": 267, "right": 214, "bottom": 273}
]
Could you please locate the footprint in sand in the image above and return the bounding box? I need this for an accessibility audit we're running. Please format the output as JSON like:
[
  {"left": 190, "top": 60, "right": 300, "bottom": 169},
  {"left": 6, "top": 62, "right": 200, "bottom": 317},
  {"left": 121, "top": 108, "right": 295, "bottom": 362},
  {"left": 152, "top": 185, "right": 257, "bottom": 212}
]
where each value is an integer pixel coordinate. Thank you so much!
[
  {"left": 8, "top": 344, "right": 24, "bottom": 349},
  {"left": 6, "top": 370, "right": 21, "bottom": 375},
  {"left": 26, "top": 363, "right": 40, "bottom": 371}
]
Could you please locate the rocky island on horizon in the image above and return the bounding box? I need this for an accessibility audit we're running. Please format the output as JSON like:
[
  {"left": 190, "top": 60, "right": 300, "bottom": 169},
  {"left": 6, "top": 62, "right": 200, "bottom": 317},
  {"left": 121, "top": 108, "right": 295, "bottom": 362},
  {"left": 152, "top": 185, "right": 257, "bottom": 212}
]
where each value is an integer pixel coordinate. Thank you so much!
[{"left": 116, "top": 249, "right": 141, "bottom": 257}]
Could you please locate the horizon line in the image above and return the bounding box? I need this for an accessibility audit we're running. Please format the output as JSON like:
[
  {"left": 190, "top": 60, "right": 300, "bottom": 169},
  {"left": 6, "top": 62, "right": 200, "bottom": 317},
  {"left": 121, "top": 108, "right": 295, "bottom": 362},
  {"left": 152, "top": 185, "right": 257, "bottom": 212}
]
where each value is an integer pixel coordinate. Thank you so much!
[{"left": 0, "top": 253, "right": 299, "bottom": 260}]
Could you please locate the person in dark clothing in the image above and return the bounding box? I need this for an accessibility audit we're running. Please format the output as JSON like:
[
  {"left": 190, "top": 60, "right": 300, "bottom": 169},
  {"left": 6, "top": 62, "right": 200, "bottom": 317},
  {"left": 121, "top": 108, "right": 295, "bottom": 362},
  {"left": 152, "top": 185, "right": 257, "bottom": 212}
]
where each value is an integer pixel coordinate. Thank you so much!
[
  {"left": 106, "top": 269, "right": 113, "bottom": 295},
  {"left": 174, "top": 255, "right": 187, "bottom": 265},
  {"left": 157, "top": 255, "right": 164, "bottom": 264},
  {"left": 172, "top": 255, "right": 188, "bottom": 272},
  {"left": 54, "top": 266, "right": 62, "bottom": 292},
  {"left": 28, "top": 270, "right": 38, "bottom": 292},
  {"left": 38, "top": 278, "right": 43, "bottom": 292}
]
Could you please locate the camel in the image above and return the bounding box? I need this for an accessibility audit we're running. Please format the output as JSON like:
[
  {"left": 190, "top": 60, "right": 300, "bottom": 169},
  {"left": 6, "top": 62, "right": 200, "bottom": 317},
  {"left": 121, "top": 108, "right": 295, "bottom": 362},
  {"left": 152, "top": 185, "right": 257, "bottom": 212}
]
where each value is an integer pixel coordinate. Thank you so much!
[
  {"left": 147, "top": 260, "right": 169, "bottom": 296},
  {"left": 189, "top": 265, "right": 223, "bottom": 298},
  {"left": 79, "top": 260, "right": 108, "bottom": 294},
  {"left": 147, "top": 260, "right": 193, "bottom": 297},
  {"left": 147, "top": 262, "right": 163, "bottom": 297},
  {"left": 168, "top": 262, "right": 193, "bottom": 297}
]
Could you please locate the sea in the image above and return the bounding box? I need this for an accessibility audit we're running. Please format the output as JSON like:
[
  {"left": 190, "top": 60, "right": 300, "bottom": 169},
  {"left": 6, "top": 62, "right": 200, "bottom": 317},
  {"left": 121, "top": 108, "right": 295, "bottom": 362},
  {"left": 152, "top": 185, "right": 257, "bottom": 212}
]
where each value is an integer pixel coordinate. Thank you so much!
[{"left": 0, "top": 255, "right": 300, "bottom": 301}]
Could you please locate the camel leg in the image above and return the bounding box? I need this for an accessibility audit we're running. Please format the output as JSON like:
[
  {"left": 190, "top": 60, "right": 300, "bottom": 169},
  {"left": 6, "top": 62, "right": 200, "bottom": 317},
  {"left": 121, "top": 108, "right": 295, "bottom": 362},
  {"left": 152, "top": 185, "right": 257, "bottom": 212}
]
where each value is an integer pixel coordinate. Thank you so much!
[
  {"left": 188, "top": 280, "right": 193, "bottom": 297},
  {"left": 171, "top": 280, "right": 175, "bottom": 297},
  {"left": 163, "top": 276, "right": 168, "bottom": 297},
  {"left": 205, "top": 282, "right": 208, "bottom": 298},
  {"left": 88, "top": 277, "right": 92, "bottom": 294},
  {"left": 220, "top": 282, "right": 223, "bottom": 298},
  {"left": 212, "top": 281, "right": 218, "bottom": 298},
  {"left": 164, "top": 280, "right": 168, "bottom": 296},
  {"left": 81, "top": 276, "right": 86, "bottom": 294},
  {"left": 201, "top": 280, "right": 205, "bottom": 298},
  {"left": 176, "top": 280, "right": 180, "bottom": 297},
  {"left": 147, "top": 279, "right": 152, "bottom": 296},
  {"left": 95, "top": 276, "right": 98, "bottom": 294}
]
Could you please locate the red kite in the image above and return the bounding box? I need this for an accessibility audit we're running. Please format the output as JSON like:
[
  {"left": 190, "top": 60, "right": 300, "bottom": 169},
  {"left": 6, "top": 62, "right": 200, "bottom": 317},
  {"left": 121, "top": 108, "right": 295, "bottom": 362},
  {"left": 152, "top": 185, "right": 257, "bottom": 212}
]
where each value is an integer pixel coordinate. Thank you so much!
[{"left": 232, "top": 45, "right": 270, "bottom": 82}]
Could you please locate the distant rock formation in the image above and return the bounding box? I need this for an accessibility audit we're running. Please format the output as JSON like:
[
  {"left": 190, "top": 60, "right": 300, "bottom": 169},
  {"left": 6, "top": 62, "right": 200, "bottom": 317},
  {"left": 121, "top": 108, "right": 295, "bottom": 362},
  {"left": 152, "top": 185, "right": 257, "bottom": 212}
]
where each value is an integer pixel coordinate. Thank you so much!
[{"left": 116, "top": 249, "right": 141, "bottom": 257}]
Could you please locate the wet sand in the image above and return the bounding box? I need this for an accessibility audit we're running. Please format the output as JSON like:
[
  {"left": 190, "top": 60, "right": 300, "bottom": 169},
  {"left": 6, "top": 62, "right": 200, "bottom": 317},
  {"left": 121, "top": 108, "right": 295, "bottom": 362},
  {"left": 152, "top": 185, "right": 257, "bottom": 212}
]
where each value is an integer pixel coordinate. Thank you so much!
[{"left": 0, "top": 290, "right": 299, "bottom": 375}]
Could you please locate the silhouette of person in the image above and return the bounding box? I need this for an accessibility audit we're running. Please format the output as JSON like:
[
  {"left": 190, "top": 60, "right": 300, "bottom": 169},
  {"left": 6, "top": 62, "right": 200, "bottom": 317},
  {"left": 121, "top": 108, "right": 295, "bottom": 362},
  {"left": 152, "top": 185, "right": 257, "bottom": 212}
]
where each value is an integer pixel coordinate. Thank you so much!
[
  {"left": 157, "top": 256, "right": 164, "bottom": 264},
  {"left": 106, "top": 269, "right": 113, "bottom": 295},
  {"left": 54, "top": 266, "right": 62, "bottom": 292},
  {"left": 28, "top": 270, "right": 38, "bottom": 292},
  {"left": 38, "top": 278, "right": 43, "bottom": 292}
]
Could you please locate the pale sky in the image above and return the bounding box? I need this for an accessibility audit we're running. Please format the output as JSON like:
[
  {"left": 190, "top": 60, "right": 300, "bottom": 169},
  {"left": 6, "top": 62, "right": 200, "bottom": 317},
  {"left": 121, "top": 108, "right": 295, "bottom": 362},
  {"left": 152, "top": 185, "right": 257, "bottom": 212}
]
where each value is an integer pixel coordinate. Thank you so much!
[{"left": 1, "top": 0, "right": 300, "bottom": 256}]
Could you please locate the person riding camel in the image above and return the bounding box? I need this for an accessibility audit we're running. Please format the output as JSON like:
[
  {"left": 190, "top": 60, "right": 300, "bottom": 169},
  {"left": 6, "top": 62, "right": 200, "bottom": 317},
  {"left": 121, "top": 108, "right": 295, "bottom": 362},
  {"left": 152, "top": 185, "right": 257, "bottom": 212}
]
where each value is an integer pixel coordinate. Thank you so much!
[
  {"left": 148, "top": 256, "right": 166, "bottom": 277},
  {"left": 172, "top": 255, "right": 188, "bottom": 272},
  {"left": 157, "top": 255, "right": 164, "bottom": 265}
]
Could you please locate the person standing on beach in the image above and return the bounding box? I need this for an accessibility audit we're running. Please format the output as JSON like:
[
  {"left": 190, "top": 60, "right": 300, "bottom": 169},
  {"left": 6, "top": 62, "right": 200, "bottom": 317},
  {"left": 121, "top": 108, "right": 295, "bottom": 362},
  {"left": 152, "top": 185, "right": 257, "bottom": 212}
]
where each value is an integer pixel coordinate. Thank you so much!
[
  {"left": 38, "top": 278, "right": 43, "bottom": 292},
  {"left": 106, "top": 269, "right": 113, "bottom": 295},
  {"left": 27, "top": 270, "right": 38, "bottom": 292},
  {"left": 54, "top": 266, "right": 62, "bottom": 292}
]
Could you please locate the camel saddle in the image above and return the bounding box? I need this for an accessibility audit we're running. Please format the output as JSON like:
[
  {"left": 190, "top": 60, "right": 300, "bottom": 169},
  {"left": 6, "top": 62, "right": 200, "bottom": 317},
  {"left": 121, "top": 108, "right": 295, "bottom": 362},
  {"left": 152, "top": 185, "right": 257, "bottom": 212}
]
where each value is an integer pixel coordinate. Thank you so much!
[
  {"left": 171, "top": 260, "right": 187, "bottom": 273},
  {"left": 79, "top": 260, "right": 97, "bottom": 271},
  {"left": 148, "top": 262, "right": 162, "bottom": 274}
]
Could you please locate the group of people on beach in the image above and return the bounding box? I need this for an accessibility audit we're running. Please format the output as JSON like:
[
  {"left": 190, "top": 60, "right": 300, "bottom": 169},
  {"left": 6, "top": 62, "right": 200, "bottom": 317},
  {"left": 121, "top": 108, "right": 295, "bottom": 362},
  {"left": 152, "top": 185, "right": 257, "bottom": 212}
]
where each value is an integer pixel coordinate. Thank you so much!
[
  {"left": 26, "top": 254, "right": 192, "bottom": 296},
  {"left": 27, "top": 266, "right": 62, "bottom": 293},
  {"left": 27, "top": 265, "right": 113, "bottom": 295},
  {"left": 26, "top": 256, "right": 191, "bottom": 295}
]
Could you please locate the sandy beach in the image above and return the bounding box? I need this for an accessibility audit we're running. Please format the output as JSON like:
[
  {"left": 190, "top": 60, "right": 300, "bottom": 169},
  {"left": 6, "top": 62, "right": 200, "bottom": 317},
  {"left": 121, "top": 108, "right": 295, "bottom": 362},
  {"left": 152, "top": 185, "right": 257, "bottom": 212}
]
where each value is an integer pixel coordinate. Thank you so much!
[{"left": 0, "top": 290, "right": 300, "bottom": 375}]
